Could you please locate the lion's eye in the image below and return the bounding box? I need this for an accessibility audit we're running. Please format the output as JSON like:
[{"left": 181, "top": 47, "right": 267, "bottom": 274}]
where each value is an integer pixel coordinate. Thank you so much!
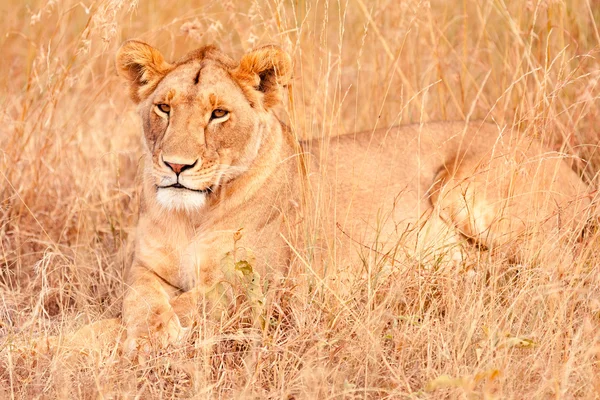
[
  {"left": 156, "top": 104, "right": 171, "bottom": 114},
  {"left": 211, "top": 109, "right": 228, "bottom": 119}
]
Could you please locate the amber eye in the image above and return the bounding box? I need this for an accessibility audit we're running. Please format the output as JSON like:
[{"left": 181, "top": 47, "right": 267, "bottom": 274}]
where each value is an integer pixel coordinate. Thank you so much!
[
  {"left": 156, "top": 104, "right": 171, "bottom": 114},
  {"left": 211, "top": 109, "right": 228, "bottom": 119}
]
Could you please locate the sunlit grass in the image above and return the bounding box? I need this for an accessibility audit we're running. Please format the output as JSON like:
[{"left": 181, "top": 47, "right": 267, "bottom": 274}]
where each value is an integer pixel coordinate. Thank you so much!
[{"left": 1, "top": 0, "right": 599, "bottom": 398}]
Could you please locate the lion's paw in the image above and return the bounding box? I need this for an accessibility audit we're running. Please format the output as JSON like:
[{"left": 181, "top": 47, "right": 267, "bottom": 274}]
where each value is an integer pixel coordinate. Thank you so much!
[{"left": 124, "top": 308, "right": 187, "bottom": 361}]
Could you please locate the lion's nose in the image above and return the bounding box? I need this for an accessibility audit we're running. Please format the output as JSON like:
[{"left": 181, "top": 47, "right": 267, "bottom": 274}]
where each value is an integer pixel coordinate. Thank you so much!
[{"left": 163, "top": 159, "right": 197, "bottom": 174}]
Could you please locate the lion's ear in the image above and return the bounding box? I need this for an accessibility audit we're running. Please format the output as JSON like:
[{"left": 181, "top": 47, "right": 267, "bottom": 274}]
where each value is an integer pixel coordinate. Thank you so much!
[
  {"left": 233, "top": 45, "right": 292, "bottom": 109},
  {"left": 116, "top": 40, "right": 173, "bottom": 103}
]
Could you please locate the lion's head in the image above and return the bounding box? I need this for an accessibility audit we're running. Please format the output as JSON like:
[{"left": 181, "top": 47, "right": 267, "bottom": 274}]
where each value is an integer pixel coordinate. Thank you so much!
[{"left": 116, "top": 41, "right": 292, "bottom": 212}]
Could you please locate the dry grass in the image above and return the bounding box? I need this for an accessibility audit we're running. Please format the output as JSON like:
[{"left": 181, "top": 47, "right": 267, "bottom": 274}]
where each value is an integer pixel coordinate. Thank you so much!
[{"left": 1, "top": 0, "right": 600, "bottom": 398}]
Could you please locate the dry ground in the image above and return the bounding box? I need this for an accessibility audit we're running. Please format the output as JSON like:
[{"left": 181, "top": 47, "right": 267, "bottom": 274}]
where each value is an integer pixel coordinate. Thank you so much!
[{"left": 1, "top": 0, "right": 600, "bottom": 398}]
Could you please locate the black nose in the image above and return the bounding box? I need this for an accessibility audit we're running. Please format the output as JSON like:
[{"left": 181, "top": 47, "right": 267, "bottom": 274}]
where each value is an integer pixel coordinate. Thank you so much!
[{"left": 164, "top": 159, "right": 197, "bottom": 174}]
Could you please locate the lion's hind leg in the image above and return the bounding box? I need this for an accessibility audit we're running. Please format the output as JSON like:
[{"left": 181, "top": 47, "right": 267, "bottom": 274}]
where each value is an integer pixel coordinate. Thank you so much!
[{"left": 431, "top": 149, "right": 591, "bottom": 266}]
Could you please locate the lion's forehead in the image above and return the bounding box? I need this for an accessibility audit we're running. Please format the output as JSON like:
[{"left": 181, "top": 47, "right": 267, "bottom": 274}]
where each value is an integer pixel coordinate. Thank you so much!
[{"left": 154, "top": 61, "right": 239, "bottom": 104}]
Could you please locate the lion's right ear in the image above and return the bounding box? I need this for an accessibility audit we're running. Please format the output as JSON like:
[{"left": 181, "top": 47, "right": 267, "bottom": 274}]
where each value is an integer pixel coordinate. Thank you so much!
[{"left": 116, "top": 40, "right": 173, "bottom": 103}]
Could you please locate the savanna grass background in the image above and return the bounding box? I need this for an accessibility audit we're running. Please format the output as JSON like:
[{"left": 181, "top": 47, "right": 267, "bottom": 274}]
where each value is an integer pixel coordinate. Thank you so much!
[{"left": 1, "top": 0, "right": 600, "bottom": 398}]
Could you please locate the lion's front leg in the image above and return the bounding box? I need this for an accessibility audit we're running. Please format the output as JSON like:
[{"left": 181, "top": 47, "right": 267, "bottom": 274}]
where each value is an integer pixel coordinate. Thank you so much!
[
  {"left": 168, "top": 261, "right": 237, "bottom": 328},
  {"left": 123, "top": 262, "right": 185, "bottom": 353},
  {"left": 168, "top": 249, "right": 267, "bottom": 329}
]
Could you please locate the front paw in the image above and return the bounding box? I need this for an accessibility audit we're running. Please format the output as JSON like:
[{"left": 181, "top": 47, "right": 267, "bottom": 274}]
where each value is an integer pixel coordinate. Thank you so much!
[{"left": 124, "top": 308, "right": 186, "bottom": 356}]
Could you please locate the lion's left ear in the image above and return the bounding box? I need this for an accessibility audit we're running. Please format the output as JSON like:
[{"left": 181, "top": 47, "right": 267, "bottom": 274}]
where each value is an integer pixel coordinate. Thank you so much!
[
  {"left": 233, "top": 45, "right": 292, "bottom": 109},
  {"left": 116, "top": 40, "right": 173, "bottom": 103}
]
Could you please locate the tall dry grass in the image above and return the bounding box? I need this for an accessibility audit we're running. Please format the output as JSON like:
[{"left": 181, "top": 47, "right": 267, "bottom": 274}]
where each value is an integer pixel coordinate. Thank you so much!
[{"left": 1, "top": 0, "right": 600, "bottom": 398}]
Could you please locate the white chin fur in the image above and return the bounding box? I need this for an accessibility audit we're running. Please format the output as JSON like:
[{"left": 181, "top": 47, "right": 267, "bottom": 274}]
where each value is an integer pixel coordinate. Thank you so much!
[{"left": 156, "top": 188, "right": 207, "bottom": 212}]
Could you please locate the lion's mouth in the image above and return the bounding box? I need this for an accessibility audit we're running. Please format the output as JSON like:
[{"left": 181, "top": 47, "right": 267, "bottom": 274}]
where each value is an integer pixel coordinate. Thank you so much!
[{"left": 159, "top": 183, "right": 214, "bottom": 194}]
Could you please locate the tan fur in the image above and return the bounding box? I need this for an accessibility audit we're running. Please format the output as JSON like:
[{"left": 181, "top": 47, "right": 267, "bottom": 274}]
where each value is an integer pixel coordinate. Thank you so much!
[
  {"left": 232, "top": 45, "right": 293, "bottom": 108},
  {"left": 115, "top": 41, "right": 299, "bottom": 351},
  {"left": 111, "top": 41, "right": 592, "bottom": 352},
  {"left": 116, "top": 40, "right": 174, "bottom": 103},
  {"left": 309, "top": 123, "right": 591, "bottom": 274}
]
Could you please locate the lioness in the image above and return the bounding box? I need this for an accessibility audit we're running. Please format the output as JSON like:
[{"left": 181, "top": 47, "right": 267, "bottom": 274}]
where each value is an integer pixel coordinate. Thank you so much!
[{"left": 114, "top": 40, "right": 592, "bottom": 351}]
